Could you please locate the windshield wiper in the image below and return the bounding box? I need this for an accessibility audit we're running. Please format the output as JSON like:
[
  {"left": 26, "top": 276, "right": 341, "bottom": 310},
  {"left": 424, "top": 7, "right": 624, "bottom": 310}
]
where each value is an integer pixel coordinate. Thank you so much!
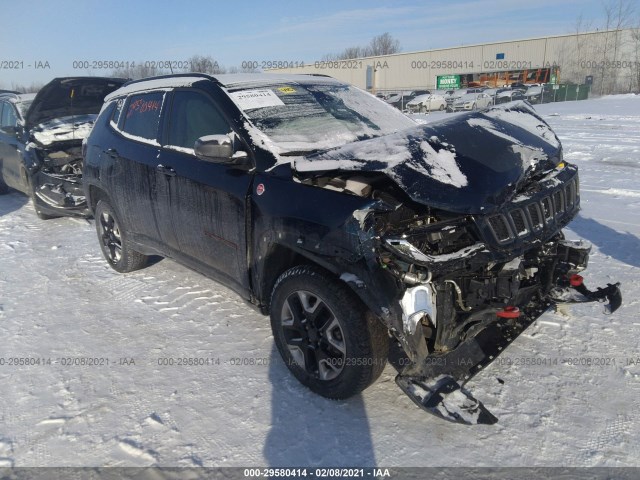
[{"left": 280, "top": 149, "right": 321, "bottom": 157}]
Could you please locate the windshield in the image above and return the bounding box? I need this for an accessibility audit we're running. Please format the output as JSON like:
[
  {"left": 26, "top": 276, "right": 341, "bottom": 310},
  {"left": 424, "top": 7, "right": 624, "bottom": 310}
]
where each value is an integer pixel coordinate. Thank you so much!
[
  {"left": 458, "top": 94, "right": 478, "bottom": 102},
  {"left": 226, "top": 82, "right": 416, "bottom": 154}
]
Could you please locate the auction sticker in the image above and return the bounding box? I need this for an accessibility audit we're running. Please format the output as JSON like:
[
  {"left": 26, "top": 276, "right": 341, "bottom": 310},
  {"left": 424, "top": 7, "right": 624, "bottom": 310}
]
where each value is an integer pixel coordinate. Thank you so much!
[
  {"left": 278, "top": 86, "right": 296, "bottom": 94},
  {"left": 230, "top": 89, "right": 285, "bottom": 110}
]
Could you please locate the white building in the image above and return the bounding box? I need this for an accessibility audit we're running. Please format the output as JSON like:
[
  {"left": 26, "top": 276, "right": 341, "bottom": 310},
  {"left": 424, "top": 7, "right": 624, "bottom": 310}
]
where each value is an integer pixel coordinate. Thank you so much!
[{"left": 270, "top": 29, "right": 640, "bottom": 95}]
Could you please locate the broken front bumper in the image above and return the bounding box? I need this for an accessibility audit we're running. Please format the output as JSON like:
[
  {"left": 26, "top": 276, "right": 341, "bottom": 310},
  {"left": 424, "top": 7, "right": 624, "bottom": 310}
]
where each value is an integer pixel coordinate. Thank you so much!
[
  {"left": 32, "top": 170, "right": 88, "bottom": 215},
  {"left": 394, "top": 242, "right": 622, "bottom": 425}
]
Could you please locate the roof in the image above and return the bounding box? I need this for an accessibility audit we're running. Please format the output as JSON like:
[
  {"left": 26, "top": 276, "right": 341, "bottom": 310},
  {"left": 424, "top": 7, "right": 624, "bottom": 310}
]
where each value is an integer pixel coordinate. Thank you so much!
[
  {"left": 104, "top": 72, "right": 339, "bottom": 101},
  {"left": 0, "top": 92, "right": 36, "bottom": 103}
]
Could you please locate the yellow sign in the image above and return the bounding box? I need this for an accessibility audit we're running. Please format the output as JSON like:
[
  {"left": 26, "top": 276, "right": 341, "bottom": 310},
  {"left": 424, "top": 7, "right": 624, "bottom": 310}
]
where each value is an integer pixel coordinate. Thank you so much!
[{"left": 278, "top": 87, "right": 296, "bottom": 94}]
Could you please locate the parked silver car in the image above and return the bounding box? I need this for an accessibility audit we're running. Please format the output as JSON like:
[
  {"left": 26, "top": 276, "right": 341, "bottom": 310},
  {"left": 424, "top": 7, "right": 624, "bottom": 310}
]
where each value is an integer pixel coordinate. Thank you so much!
[
  {"left": 406, "top": 93, "right": 447, "bottom": 113},
  {"left": 452, "top": 92, "right": 492, "bottom": 111}
]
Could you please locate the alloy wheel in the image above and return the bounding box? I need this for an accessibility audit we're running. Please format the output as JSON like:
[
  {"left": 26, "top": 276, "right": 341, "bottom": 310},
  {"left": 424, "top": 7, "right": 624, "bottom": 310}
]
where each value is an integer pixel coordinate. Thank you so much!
[
  {"left": 280, "top": 290, "right": 346, "bottom": 381},
  {"left": 99, "top": 211, "right": 122, "bottom": 264}
]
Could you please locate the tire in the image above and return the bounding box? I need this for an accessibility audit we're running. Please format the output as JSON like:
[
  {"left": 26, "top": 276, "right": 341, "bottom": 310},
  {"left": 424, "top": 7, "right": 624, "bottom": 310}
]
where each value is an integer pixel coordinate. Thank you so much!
[
  {"left": 95, "top": 200, "right": 149, "bottom": 273},
  {"left": 0, "top": 179, "right": 8, "bottom": 195},
  {"left": 472, "top": 102, "right": 477, "bottom": 110},
  {"left": 270, "top": 265, "right": 389, "bottom": 399},
  {"left": 439, "top": 103, "right": 445, "bottom": 111},
  {"left": 419, "top": 105, "right": 427, "bottom": 114}
]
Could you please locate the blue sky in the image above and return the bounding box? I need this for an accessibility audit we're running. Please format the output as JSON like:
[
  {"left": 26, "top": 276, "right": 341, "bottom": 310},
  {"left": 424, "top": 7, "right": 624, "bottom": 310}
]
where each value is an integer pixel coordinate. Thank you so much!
[{"left": 0, "top": 0, "right": 607, "bottom": 88}]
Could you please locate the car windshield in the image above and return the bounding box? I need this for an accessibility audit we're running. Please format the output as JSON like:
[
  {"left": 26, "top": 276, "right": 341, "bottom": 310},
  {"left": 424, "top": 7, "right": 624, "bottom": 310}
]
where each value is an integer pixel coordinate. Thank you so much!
[
  {"left": 458, "top": 93, "right": 478, "bottom": 102},
  {"left": 408, "top": 94, "right": 430, "bottom": 104},
  {"left": 226, "top": 82, "right": 416, "bottom": 154}
]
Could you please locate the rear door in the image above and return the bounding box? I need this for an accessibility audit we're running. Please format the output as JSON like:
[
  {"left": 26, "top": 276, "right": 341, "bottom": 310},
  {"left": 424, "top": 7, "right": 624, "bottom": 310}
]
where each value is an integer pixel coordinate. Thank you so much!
[
  {"left": 106, "top": 92, "right": 167, "bottom": 245},
  {"left": 157, "top": 89, "right": 253, "bottom": 290}
]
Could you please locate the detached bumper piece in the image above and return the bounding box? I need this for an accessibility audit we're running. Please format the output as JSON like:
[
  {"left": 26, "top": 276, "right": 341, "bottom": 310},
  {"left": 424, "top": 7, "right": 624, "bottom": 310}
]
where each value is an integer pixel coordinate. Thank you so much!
[
  {"left": 33, "top": 171, "right": 87, "bottom": 212},
  {"left": 550, "top": 275, "right": 622, "bottom": 314},
  {"left": 397, "top": 375, "right": 498, "bottom": 425},
  {"left": 396, "top": 276, "right": 622, "bottom": 425},
  {"left": 396, "top": 305, "right": 547, "bottom": 425}
]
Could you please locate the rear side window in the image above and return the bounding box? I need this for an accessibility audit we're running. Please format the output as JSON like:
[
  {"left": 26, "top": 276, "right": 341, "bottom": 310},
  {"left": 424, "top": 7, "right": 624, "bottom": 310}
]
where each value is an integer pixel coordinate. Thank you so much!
[
  {"left": 110, "top": 98, "right": 125, "bottom": 128},
  {"left": 122, "top": 92, "right": 163, "bottom": 141},
  {"left": 167, "top": 91, "right": 229, "bottom": 149}
]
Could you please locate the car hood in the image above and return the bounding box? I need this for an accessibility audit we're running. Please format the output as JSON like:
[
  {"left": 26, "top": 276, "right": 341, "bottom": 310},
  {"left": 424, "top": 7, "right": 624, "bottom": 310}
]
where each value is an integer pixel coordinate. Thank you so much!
[
  {"left": 25, "top": 77, "right": 127, "bottom": 130},
  {"left": 293, "top": 101, "right": 562, "bottom": 214},
  {"left": 30, "top": 114, "right": 97, "bottom": 147}
]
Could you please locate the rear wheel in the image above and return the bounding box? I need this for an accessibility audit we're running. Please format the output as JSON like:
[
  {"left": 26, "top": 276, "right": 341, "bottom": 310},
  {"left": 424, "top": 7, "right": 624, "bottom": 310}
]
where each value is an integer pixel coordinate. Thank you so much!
[
  {"left": 270, "top": 265, "right": 389, "bottom": 399},
  {"left": 439, "top": 103, "right": 445, "bottom": 111},
  {"left": 95, "top": 200, "right": 148, "bottom": 273}
]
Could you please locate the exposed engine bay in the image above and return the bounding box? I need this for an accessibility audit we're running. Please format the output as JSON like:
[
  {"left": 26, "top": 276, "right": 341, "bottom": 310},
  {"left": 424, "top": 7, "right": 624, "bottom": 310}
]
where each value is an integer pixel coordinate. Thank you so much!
[
  {"left": 31, "top": 143, "right": 87, "bottom": 210},
  {"left": 298, "top": 164, "right": 622, "bottom": 425}
]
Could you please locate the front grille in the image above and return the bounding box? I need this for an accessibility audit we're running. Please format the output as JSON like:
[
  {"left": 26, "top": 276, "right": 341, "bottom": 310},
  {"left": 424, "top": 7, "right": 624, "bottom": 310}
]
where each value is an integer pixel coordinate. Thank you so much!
[
  {"left": 553, "top": 190, "right": 565, "bottom": 214},
  {"left": 488, "top": 215, "right": 512, "bottom": 242},
  {"left": 484, "top": 175, "right": 579, "bottom": 246},
  {"left": 510, "top": 209, "right": 528, "bottom": 236},
  {"left": 527, "top": 204, "right": 543, "bottom": 230},
  {"left": 541, "top": 197, "right": 554, "bottom": 221}
]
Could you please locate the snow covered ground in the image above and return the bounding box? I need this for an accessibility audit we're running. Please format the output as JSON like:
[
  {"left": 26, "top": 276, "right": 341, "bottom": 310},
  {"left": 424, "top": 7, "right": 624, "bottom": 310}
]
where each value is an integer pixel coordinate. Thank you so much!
[{"left": 1, "top": 95, "right": 639, "bottom": 468}]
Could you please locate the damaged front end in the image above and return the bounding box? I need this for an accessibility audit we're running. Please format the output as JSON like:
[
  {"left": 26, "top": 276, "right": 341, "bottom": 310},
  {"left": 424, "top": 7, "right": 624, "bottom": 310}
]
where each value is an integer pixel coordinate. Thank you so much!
[
  {"left": 364, "top": 174, "right": 621, "bottom": 425},
  {"left": 26, "top": 140, "right": 88, "bottom": 214},
  {"left": 294, "top": 102, "right": 622, "bottom": 424}
]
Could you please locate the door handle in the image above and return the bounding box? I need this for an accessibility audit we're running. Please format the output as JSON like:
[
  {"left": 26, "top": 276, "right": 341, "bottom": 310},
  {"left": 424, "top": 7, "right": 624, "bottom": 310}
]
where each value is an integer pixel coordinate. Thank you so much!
[
  {"left": 105, "top": 148, "right": 119, "bottom": 158},
  {"left": 157, "top": 164, "right": 176, "bottom": 176}
]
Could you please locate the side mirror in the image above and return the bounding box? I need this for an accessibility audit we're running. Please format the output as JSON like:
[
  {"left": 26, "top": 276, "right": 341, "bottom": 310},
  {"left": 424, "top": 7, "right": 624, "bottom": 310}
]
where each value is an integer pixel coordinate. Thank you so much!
[{"left": 194, "top": 134, "right": 248, "bottom": 165}]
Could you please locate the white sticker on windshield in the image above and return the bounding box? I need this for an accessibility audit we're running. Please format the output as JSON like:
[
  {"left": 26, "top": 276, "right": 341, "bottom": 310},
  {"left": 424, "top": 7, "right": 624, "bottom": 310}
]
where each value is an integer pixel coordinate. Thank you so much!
[{"left": 230, "top": 89, "right": 285, "bottom": 110}]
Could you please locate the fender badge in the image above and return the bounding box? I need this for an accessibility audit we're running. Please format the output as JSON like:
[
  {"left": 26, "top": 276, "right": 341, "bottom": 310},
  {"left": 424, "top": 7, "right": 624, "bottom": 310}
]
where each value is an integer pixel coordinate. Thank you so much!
[{"left": 256, "top": 183, "right": 265, "bottom": 195}]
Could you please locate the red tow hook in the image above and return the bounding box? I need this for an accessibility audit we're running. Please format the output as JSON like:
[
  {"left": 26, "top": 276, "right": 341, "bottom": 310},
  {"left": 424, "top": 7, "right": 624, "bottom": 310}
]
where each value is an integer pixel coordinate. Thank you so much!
[
  {"left": 497, "top": 306, "right": 521, "bottom": 319},
  {"left": 570, "top": 274, "right": 584, "bottom": 287}
]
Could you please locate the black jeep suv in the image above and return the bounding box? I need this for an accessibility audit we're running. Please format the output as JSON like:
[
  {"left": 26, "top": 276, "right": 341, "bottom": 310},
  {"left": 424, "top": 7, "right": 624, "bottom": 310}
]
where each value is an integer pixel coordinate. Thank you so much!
[
  {"left": 83, "top": 73, "right": 621, "bottom": 424},
  {"left": 0, "top": 77, "right": 127, "bottom": 218}
]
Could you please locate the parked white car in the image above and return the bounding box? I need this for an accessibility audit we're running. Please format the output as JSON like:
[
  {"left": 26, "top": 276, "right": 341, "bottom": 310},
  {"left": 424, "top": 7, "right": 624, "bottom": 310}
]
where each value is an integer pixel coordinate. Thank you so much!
[
  {"left": 452, "top": 92, "right": 493, "bottom": 111},
  {"left": 406, "top": 93, "right": 447, "bottom": 113}
]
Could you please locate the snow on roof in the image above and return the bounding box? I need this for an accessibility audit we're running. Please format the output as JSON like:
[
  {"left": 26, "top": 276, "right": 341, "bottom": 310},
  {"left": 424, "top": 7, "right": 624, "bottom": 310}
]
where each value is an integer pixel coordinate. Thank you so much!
[
  {"left": 0, "top": 92, "right": 36, "bottom": 103},
  {"left": 104, "top": 73, "right": 341, "bottom": 101},
  {"left": 104, "top": 76, "right": 210, "bottom": 101},
  {"left": 216, "top": 73, "right": 339, "bottom": 88}
]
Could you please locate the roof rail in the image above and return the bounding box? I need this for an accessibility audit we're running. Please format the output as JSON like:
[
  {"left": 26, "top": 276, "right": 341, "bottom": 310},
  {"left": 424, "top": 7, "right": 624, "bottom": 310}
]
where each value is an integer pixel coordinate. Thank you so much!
[{"left": 121, "top": 73, "right": 218, "bottom": 88}]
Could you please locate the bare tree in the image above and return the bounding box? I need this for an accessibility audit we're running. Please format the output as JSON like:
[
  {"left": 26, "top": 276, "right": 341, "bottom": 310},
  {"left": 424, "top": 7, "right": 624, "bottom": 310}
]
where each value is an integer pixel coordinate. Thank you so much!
[
  {"left": 10, "top": 81, "right": 43, "bottom": 93},
  {"left": 631, "top": 26, "right": 640, "bottom": 92},
  {"left": 227, "top": 65, "right": 259, "bottom": 73},
  {"left": 368, "top": 33, "right": 401, "bottom": 56},
  {"left": 111, "top": 63, "right": 167, "bottom": 80},
  {"left": 598, "top": 0, "right": 636, "bottom": 94},
  {"left": 184, "top": 55, "right": 226, "bottom": 74},
  {"left": 324, "top": 33, "right": 401, "bottom": 60}
]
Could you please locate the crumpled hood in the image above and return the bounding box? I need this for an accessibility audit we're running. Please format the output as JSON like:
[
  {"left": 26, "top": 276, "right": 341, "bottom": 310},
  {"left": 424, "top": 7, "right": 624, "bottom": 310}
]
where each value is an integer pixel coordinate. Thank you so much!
[
  {"left": 30, "top": 114, "right": 96, "bottom": 147},
  {"left": 25, "top": 77, "right": 127, "bottom": 130},
  {"left": 294, "top": 101, "right": 562, "bottom": 214}
]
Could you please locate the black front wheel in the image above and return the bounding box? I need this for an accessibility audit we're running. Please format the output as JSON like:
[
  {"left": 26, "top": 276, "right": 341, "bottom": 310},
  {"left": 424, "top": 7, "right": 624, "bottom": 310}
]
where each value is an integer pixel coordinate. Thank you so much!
[
  {"left": 95, "top": 200, "right": 148, "bottom": 273},
  {"left": 270, "top": 266, "right": 389, "bottom": 399}
]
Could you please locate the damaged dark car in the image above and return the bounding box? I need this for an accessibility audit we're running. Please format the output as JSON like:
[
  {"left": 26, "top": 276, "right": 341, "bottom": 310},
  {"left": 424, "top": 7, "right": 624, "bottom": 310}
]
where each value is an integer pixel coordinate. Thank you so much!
[
  {"left": 83, "top": 73, "right": 622, "bottom": 425},
  {"left": 0, "top": 77, "right": 127, "bottom": 218}
]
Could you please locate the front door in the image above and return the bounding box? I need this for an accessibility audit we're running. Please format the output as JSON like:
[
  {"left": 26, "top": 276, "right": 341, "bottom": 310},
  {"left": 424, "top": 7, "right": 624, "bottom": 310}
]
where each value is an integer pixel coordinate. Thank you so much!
[
  {"left": 0, "top": 101, "right": 26, "bottom": 192},
  {"left": 157, "top": 89, "right": 253, "bottom": 290}
]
